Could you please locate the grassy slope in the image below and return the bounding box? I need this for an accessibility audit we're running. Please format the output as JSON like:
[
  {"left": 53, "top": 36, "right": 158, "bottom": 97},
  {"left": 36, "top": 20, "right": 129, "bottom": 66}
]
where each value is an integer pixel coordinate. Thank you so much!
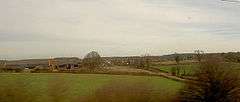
[{"left": 0, "top": 73, "right": 182, "bottom": 102}]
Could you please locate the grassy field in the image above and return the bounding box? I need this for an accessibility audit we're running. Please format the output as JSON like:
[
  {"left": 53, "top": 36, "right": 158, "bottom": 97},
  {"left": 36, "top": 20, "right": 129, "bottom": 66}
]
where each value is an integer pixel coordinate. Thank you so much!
[
  {"left": 152, "top": 63, "right": 240, "bottom": 76},
  {"left": 0, "top": 73, "right": 182, "bottom": 102},
  {"left": 151, "top": 64, "right": 199, "bottom": 76}
]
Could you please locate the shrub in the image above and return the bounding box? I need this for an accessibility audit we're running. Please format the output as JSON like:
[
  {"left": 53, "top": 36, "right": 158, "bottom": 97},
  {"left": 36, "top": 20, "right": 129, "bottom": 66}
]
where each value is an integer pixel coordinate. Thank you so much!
[{"left": 179, "top": 57, "right": 240, "bottom": 102}]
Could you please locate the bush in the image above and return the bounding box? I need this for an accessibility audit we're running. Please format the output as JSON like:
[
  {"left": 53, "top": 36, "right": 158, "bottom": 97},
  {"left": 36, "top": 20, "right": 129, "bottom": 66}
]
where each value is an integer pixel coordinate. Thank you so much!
[{"left": 179, "top": 57, "right": 240, "bottom": 102}]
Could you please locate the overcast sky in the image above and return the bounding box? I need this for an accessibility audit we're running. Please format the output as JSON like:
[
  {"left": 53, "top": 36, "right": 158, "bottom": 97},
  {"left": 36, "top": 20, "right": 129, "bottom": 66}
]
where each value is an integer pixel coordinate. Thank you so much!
[{"left": 0, "top": 0, "right": 240, "bottom": 60}]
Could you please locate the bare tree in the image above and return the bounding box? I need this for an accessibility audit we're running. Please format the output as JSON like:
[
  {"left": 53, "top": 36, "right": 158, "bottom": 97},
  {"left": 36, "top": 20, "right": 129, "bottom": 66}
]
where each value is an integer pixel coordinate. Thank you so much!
[
  {"left": 174, "top": 53, "right": 182, "bottom": 76},
  {"left": 82, "top": 51, "right": 102, "bottom": 69},
  {"left": 174, "top": 53, "right": 181, "bottom": 64},
  {"left": 131, "top": 58, "right": 145, "bottom": 69},
  {"left": 194, "top": 50, "right": 204, "bottom": 62},
  {"left": 180, "top": 56, "right": 240, "bottom": 102},
  {"left": 133, "top": 54, "right": 151, "bottom": 69},
  {"left": 142, "top": 53, "right": 151, "bottom": 69}
]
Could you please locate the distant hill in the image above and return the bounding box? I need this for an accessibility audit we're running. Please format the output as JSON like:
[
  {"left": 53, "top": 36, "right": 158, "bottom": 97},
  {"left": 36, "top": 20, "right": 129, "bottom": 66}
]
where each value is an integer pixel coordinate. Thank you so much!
[{"left": 5, "top": 57, "right": 81, "bottom": 68}]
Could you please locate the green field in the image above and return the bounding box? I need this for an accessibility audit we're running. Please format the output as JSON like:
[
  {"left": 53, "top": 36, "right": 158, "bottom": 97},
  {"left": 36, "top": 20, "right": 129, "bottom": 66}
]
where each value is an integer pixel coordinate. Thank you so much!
[
  {"left": 0, "top": 73, "right": 182, "bottom": 102},
  {"left": 152, "top": 63, "right": 240, "bottom": 76},
  {"left": 152, "top": 64, "right": 199, "bottom": 76}
]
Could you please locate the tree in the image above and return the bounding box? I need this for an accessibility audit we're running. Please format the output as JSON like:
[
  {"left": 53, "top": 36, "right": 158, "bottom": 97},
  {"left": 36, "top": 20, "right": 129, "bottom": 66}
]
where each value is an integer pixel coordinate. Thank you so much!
[
  {"left": 174, "top": 53, "right": 182, "bottom": 76},
  {"left": 142, "top": 53, "right": 151, "bottom": 69},
  {"left": 133, "top": 54, "right": 151, "bottom": 69},
  {"left": 180, "top": 56, "right": 240, "bottom": 102},
  {"left": 174, "top": 53, "right": 181, "bottom": 64},
  {"left": 132, "top": 58, "right": 145, "bottom": 68},
  {"left": 82, "top": 51, "right": 102, "bottom": 69},
  {"left": 194, "top": 50, "right": 204, "bottom": 62}
]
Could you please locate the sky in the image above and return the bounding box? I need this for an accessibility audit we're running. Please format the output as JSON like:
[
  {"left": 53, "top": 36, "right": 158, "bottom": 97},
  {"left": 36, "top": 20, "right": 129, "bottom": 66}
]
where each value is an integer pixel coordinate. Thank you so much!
[{"left": 0, "top": 0, "right": 240, "bottom": 60}]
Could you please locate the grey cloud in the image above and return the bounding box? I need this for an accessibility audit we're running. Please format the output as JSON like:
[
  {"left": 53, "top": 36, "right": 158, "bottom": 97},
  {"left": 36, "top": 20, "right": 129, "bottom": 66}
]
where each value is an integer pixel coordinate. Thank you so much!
[
  {"left": 0, "top": 33, "right": 48, "bottom": 42},
  {"left": 0, "top": 0, "right": 240, "bottom": 59}
]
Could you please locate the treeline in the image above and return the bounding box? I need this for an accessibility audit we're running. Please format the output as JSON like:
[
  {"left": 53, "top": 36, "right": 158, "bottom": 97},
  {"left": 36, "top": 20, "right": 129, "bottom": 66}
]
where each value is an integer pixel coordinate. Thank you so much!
[
  {"left": 1, "top": 56, "right": 240, "bottom": 102},
  {"left": 1, "top": 51, "right": 240, "bottom": 73}
]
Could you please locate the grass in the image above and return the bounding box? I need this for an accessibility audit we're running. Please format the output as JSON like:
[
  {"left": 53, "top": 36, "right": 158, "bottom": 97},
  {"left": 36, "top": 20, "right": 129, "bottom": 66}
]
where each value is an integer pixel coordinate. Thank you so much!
[
  {"left": 151, "top": 64, "right": 199, "bottom": 76},
  {"left": 0, "top": 73, "right": 182, "bottom": 102},
  {"left": 229, "top": 63, "right": 240, "bottom": 70},
  {"left": 152, "top": 62, "right": 240, "bottom": 76}
]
